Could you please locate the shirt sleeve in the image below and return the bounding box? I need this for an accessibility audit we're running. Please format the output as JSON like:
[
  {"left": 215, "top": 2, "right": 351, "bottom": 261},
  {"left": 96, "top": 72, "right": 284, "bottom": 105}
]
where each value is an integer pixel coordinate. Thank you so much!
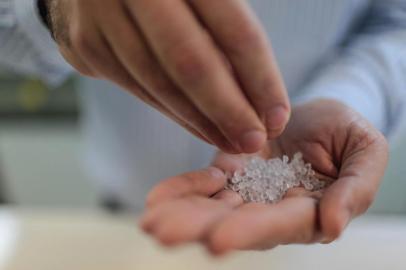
[
  {"left": 294, "top": 0, "right": 406, "bottom": 140},
  {"left": 0, "top": 0, "right": 71, "bottom": 86}
]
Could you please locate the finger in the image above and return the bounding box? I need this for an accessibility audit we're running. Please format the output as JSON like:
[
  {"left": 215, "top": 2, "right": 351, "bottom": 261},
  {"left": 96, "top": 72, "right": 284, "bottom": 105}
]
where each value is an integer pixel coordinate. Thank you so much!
[
  {"left": 319, "top": 127, "right": 388, "bottom": 243},
  {"left": 69, "top": 19, "right": 141, "bottom": 89},
  {"left": 141, "top": 192, "right": 242, "bottom": 246},
  {"left": 279, "top": 141, "right": 339, "bottom": 178},
  {"left": 189, "top": 0, "right": 290, "bottom": 137},
  {"left": 68, "top": 17, "right": 213, "bottom": 145},
  {"left": 211, "top": 152, "right": 246, "bottom": 173},
  {"left": 99, "top": 2, "right": 236, "bottom": 153},
  {"left": 145, "top": 167, "right": 227, "bottom": 208},
  {"left": 128, "top": 0, "right": 267, "bottom": 153},
  {"left": 65, "top": 27, "right": 165, "bottom": 108},
  {"left": 208, "top": 197, "right": 319, "bottom": 255}
]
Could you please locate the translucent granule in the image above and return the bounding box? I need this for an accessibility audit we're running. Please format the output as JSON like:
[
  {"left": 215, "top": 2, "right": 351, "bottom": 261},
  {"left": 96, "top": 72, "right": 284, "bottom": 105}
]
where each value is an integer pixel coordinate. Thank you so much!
[{"left": 225, "top": 152, "right": 327, "bottom": 204}]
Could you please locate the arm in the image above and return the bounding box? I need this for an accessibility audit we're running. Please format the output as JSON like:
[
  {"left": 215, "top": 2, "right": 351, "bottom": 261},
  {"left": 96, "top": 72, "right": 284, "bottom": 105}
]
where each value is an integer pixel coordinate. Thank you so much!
[
  {"left": 295, "top": 0, "right": 406, "bottom": 140},
  {"left": 0, "top": 0, "right": 71, "bottom": 85}
]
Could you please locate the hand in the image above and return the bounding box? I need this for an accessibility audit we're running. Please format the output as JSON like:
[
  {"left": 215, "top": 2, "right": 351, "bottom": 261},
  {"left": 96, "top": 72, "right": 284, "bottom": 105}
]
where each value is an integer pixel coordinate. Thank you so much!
[
  {"left": 140, "top": 99, "right": 388, "bottom": 255},
  {"left": 42, "top": 0, "right": 290, "bottom": 153}
]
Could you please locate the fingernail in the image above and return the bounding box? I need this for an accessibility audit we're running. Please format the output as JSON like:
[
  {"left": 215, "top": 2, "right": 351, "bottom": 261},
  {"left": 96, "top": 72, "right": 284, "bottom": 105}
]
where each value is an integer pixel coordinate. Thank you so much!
[
  {"left": 238, "top": 130, "right": 266, "bottom": 153},
  {"left": 207, "top": 167, "right": 225, "bottom": 179},
  {"left": 266, "top": 105, "right": 290, "bottom": 134},
  {"left": 320, "top": 237, "right": 333, "bottom": 244}
]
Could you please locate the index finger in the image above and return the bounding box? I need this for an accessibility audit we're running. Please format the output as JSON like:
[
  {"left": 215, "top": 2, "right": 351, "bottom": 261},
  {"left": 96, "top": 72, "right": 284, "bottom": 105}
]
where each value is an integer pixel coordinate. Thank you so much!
[{"left": 189, "top": 0, "right": 291, "bottom": 137}]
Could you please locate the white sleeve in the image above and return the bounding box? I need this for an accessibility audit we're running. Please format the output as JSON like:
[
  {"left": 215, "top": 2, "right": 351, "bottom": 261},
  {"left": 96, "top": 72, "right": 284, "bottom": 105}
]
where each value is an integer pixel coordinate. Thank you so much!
[
  {"left": 294, "top": 0, "right": 406, "bottom": 140},
  {"left": 0, "top": 0, "right": 72, "bottom": 85}
]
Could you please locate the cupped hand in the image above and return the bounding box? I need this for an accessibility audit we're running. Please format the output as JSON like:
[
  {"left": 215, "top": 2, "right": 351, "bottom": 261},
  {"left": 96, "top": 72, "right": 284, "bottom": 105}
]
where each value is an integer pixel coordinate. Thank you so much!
[
  {"left": 140, "top": 99, "right": 388, "bottom": 255},
  {"left": 42, "top": 0, "right": 290, "bottom": 153}
]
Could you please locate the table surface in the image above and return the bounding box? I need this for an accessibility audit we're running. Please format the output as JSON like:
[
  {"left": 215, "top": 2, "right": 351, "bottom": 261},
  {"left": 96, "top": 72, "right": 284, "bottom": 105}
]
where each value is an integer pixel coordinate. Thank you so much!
[{"left": 0, "top": 209, "right": 405, "bottom": 270}]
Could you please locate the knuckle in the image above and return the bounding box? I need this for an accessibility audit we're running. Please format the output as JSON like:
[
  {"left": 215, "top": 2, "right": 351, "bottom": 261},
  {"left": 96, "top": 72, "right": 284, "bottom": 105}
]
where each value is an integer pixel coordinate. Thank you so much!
[
  {"left": 167, "top": 44, "right": 208, "bottom": 84},
  {"left": 225, "top": 23, "right": 264, "bottom": 54}
]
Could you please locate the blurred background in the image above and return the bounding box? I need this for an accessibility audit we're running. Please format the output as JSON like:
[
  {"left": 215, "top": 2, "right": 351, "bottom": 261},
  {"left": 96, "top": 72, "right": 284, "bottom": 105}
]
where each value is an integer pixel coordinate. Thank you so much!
[
  {"left": 0, "top": 72, "right": 99, "bottom": 209},
  {"left": 0, "top": 72, "right": 405, "bottom": 213}
]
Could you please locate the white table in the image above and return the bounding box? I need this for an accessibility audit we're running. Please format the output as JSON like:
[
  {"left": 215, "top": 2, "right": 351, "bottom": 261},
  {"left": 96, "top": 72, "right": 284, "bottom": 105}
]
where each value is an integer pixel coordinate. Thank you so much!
[{"left": 0, "top": 209, "right": 405, "bottom": 270}]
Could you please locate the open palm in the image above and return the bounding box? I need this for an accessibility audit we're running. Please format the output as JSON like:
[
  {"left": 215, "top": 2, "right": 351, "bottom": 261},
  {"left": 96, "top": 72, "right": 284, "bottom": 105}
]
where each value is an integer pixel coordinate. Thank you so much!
[{"left": 140, "top": 99, "right": 388, "bottom": 255}]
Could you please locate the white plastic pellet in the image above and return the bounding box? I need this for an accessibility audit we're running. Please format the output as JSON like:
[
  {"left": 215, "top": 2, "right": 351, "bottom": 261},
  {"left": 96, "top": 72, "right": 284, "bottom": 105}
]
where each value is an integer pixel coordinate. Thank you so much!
[{"left": 226, "top": 152, "right": 327, "bottom": 204}]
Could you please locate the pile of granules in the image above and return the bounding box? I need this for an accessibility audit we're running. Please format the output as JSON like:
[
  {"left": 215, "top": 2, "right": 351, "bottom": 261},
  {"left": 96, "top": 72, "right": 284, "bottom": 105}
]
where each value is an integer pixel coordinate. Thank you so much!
[{"left": 226, "top": 152, "right": 327, "bottom": 204}]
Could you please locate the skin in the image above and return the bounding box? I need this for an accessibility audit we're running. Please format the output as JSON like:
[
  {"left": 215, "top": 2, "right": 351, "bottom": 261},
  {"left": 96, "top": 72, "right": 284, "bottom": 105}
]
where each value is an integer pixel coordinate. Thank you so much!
[
  {"left": 44, "top": 0, "right": 290, "bottom": 154},
  {"left": 140, "top": 99, "right": 389, "bottom": 255}
]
